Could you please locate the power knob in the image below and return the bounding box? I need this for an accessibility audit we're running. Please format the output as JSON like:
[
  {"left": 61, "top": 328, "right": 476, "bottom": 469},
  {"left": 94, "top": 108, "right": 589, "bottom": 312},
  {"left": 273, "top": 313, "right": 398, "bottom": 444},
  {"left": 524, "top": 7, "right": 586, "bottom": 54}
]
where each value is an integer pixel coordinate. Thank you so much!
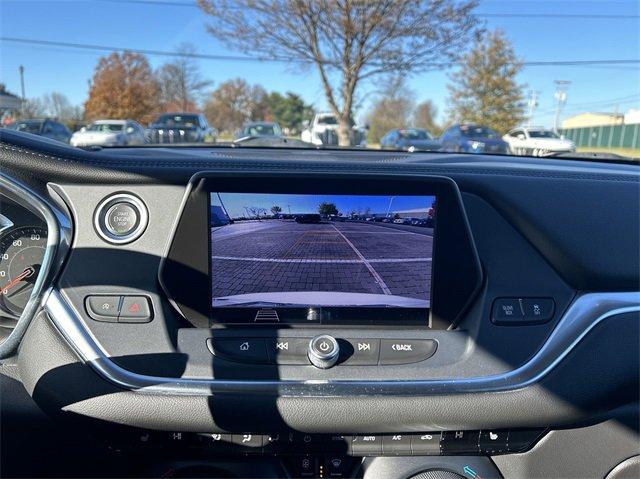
[{"left": 308, "top": 335, "right": 339, "bottom": 369}]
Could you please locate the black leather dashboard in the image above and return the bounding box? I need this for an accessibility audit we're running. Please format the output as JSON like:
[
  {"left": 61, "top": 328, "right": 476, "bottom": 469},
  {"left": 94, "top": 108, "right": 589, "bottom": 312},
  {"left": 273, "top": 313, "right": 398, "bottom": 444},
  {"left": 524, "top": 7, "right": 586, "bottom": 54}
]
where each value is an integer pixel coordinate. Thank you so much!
[{"left": 0, "top": 129, "right": 638, "bottom": 478}]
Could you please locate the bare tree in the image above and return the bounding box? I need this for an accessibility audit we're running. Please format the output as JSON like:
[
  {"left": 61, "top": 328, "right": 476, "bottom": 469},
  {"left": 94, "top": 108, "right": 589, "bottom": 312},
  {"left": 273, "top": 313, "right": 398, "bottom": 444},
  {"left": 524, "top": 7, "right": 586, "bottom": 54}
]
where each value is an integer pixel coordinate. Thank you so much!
[
  {"left": 157, "top": 43, "right": 212, "bottom": 112},
  {"left": 247, "top": 206, "right": 268, "bottom": 220},
  {"left": 197, "top": 0, "right": 478, "bottom": 146},
  {"left": 365, "top": 76, "right": 414, "bottom": 144},
  {"left": 42, "top": 92, "right": 83, "bottom": 120},
  {"left": 203, "top": 78, "right": 268, "bottom": 133}
]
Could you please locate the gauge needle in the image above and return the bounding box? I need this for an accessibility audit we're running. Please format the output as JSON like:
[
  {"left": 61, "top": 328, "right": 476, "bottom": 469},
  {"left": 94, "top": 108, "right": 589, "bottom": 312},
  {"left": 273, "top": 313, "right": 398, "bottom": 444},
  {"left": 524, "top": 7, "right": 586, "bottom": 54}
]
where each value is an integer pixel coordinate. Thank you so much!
[{"left": 0, "top": 267, "right": 35, "bottom": 294}]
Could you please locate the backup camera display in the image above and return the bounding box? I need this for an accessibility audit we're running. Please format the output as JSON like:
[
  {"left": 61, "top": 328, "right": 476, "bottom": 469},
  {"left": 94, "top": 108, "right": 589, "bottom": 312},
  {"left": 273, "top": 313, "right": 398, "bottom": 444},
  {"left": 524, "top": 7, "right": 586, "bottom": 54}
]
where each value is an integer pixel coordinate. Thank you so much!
[{"left": 210, "top": 193, "right": 436, "bottom": 312}]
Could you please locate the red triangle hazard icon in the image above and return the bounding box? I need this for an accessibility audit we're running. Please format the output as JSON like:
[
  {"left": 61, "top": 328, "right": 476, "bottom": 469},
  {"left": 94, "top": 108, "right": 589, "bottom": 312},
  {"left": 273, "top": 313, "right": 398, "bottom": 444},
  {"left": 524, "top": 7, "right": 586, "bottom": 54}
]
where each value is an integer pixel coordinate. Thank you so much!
[{"left": 128, "top": 302, "right": 140, "bottom": 313}]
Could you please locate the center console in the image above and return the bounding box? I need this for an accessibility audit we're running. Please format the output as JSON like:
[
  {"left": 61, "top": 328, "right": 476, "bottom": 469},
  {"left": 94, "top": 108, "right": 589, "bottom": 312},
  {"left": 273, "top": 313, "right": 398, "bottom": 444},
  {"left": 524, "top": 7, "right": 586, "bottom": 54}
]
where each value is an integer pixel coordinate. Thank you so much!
[{"left": 26, "top": 169, "right": 587, "bottom": 478}]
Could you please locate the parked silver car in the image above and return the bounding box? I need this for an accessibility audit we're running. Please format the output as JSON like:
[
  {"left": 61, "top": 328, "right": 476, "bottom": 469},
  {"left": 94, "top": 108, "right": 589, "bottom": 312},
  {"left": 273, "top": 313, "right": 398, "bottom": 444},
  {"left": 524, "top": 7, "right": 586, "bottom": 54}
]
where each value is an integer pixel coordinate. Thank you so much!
[{"left": 70, "top": 120, "right": 146, "bottom": 147}]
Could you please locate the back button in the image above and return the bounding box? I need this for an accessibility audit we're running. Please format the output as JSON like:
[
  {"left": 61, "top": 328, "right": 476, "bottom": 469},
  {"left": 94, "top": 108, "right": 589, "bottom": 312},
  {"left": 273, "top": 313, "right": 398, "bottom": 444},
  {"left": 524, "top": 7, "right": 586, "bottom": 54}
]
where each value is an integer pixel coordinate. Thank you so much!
[{"left": 380, "top": 339, "right": 437, "bottom": 365}]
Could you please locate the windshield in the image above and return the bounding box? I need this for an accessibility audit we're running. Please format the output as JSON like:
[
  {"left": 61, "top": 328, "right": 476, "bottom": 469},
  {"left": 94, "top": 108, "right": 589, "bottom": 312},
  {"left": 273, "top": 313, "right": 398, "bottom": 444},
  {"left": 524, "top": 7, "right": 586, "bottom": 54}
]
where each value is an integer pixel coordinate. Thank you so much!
[
  {"left": 460, "top": 126, "right": 499, "bottom": 138},
  {"left": 317, "top": 116, "right": 338, "bottom": 126},
  {"left": 528, "top": 130, "right": 560, "bottom": 139},
  {"left": 400, "top": 129, "right": 431, "bottom": 140},
  {"left": 153, "top": 114, "right": 200, "bottom": 128},
  {"left": 244, "top": 124, "right": 279, "bottom": 136},
  {"left": 86, "top": 123, "right": 123, "bottom": 133},
  {"left": 1, "top": 0, "right": 637, "bottom": 161},
  {"left": 6, "top": 121, "right": 42, "bottom": 133}
]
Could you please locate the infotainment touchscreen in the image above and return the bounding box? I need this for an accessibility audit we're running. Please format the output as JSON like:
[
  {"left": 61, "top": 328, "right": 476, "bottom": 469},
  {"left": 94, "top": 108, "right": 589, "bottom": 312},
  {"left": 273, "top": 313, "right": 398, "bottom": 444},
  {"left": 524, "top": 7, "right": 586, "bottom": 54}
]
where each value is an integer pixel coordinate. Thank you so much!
[{"left": 209, "top": 193, "right": 436, "bottom": 324}]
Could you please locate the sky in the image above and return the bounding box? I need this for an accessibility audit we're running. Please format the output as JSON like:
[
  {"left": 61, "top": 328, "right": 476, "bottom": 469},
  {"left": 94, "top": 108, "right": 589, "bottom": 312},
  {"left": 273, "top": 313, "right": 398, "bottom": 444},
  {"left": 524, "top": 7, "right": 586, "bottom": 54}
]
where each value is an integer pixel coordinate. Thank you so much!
[
  {"left": 1, "top": 0, "right": 639, "bottom": 128},
  {"left": 213, "top": 193, "right": 436, "bottom": 218}
]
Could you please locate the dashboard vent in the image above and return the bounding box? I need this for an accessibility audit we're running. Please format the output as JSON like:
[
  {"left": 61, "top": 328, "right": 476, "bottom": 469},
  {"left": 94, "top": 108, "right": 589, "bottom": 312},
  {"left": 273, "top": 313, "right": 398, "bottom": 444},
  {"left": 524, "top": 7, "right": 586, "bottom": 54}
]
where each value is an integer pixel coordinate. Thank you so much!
[{"left": 255, "top": 309, "right": 279, "bottom": 322}]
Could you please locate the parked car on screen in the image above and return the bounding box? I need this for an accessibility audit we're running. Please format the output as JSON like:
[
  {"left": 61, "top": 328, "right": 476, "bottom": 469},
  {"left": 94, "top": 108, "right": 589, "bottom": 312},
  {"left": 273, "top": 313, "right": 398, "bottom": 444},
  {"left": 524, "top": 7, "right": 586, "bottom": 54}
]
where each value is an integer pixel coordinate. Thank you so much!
[
  {"left": 380, "top": 128, "right": 441, "bottom": 152},
  {"left": 147, "top": 113, "right": 217, "bottom": 144},
  {"left": 70, "top": 119, "right": 146, "bottom": 147},
  {"left": 440, "top": 124, "right": 509, "bottom": 154},
  {"left": 295, "top": 214, "right": 322, "bottom": 224},
  {"left": 503, "top": 127, "right": 576, "bottom": 156},
  {"left": 234, "top": 121, "right": 283, "bottom": 140},
  {"left": 5, "top": 119, "right": 71, "bottom": 143}
]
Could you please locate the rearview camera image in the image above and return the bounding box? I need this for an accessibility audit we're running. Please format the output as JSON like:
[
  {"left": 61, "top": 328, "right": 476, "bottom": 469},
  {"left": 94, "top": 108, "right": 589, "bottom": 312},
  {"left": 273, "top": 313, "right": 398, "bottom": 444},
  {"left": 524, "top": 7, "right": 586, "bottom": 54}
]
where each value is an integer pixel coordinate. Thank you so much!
[{"left": 210, "top": 193, "right": 436, "bottom": 309}]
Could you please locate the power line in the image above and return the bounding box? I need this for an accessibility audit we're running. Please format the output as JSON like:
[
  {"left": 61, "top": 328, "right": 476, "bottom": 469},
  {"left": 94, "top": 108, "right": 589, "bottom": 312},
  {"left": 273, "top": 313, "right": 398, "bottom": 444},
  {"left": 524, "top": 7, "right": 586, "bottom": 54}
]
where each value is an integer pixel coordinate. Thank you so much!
[
  {"left": 2, "top": 36, "right": 640, "bottom": 69},
  {"left": 0, "top": 36, "right": 280, "bottom": 63},
  {"left": 94, "top": 0, "right": 640, "bottom": 18}
]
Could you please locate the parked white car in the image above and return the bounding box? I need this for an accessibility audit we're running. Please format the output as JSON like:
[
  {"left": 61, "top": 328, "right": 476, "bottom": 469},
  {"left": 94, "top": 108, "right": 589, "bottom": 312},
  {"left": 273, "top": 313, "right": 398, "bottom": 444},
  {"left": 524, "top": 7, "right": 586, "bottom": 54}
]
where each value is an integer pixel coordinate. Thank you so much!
[
  {"left": 70, "top": 120, "right": 146, "bottom": 147},
  {"left": 301, "top": 112, "right": 367, "bottom": 147},
  {"left": 503, "top": 127, "right": 576, "bottom": 157}
]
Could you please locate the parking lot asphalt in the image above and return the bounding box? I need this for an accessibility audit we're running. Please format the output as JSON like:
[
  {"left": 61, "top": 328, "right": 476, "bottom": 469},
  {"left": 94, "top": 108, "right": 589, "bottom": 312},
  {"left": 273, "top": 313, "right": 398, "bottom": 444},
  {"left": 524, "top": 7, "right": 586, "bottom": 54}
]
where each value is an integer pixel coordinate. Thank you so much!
[{"left": 211, "top": 220, "right": 433, "bottom": 303}]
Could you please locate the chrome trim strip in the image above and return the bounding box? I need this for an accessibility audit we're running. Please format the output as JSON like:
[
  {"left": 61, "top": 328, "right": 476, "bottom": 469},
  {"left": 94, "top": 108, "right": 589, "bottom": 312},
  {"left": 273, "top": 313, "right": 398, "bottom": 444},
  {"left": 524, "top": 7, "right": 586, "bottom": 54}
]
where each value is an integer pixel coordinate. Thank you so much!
[
  {"left": 0, "top": 173, "right": 72, "bottom": 357},
  {"left": 45, "top": 289, "right": 639, "bottom": 397},
  {"left": 0, "top": 213, "right": 14, "bottom": 234}
]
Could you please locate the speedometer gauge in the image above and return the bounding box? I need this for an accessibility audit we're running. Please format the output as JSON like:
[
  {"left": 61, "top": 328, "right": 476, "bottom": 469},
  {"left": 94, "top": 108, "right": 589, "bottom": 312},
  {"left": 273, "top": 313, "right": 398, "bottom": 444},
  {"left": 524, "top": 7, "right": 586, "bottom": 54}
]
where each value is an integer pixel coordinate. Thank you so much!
[{"left": 0, "top": 226, "right": 47, "bottom": 317}]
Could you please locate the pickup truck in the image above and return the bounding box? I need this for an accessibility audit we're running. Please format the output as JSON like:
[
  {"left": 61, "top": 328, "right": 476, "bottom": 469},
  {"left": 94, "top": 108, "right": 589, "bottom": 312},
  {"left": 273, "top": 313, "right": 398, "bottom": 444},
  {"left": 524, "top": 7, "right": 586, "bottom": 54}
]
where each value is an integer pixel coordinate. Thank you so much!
[{"left": 301, "top": 112, "right": 367, "bottom": 147}]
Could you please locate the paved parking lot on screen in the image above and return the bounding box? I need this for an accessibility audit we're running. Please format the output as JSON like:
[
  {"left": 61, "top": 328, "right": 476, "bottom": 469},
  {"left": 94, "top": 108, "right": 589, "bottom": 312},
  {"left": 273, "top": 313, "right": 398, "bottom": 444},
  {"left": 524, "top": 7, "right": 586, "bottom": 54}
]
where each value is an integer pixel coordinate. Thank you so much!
[{"left": 211, "top": 220, "right": 433, "bottom": 303}]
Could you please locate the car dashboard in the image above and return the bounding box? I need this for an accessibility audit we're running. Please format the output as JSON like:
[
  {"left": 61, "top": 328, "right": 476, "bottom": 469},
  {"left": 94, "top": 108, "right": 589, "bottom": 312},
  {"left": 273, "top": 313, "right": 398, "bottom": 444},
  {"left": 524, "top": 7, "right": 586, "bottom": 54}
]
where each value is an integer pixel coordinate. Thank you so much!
[{"left": 0, "top": 129, "right": 639, "bottom": 479}]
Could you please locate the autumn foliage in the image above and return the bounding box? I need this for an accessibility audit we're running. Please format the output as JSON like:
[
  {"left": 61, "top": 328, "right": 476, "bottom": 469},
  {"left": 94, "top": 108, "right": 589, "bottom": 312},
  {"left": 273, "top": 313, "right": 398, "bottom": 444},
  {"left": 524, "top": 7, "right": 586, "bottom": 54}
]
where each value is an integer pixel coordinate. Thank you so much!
[{"left": 84, "top": 52, "right": 161, "bottom": 124}]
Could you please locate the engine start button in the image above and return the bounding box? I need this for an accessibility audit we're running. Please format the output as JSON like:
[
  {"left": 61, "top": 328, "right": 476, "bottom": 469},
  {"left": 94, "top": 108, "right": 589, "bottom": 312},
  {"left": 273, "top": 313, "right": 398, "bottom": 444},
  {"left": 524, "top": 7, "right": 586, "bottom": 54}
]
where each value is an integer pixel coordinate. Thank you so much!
[
  {"left": 105, "top": 202, "right": 139, "bottom": 236},
  {"left": 94, "top": 193, "right": 148, "bottom": 244}
]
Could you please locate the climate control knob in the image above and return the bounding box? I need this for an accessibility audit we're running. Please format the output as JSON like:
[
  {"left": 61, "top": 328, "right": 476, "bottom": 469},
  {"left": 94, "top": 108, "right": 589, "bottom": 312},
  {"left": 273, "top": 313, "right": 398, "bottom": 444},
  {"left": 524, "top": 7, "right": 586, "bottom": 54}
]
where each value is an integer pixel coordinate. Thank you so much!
[{"left": 308, "top": 334, "right": 339, "bottom": 369}]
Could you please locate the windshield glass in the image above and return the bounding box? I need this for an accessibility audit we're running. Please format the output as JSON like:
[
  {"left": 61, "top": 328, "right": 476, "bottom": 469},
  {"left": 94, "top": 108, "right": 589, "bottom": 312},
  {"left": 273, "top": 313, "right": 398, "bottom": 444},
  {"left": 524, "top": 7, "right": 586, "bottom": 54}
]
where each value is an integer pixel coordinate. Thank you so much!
[
  {"left": 529, "top": 130, "right": 560, "bottom": 139},
  {"left": 86, "top": 123, "right": 123, "bottom": 133},
  {"left": 460, "top": 126, "right": 499, "bottom": 138},
  {"left": 153, "top": 114, "right": 199, "bottom": 128},
  {"left": 244, "top": 124, "right": 278, "bottom": 136},
  {"left": 317, "top": 116, "right": 338, "bottom": 126},
  {"left": 399, "top": 129, "right": 431, "bottom": 140},
  {"left": 1, "top": 0, "right": 637, "bottom": 161},
  {"left": 6, "top": 121, "right": 42, "bottom": 133}
]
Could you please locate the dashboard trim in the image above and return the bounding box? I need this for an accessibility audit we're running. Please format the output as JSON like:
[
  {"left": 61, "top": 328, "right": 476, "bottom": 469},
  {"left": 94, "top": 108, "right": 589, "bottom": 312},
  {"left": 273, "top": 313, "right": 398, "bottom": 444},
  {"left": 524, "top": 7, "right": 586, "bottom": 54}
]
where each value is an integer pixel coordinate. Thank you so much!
[
  {"left": 0, "top": 173, "right": 71, "bottom": 357},
  {"left": 45, "top": 288, "right": 639, "bottom": 397}
]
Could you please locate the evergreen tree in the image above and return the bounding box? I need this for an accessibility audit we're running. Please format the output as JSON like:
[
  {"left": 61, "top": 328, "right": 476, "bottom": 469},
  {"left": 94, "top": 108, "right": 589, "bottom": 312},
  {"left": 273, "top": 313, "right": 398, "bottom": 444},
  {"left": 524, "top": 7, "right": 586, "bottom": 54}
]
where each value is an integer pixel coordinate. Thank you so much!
[{"left": 447, "top": 30, "right": 526, "bottom": 133}]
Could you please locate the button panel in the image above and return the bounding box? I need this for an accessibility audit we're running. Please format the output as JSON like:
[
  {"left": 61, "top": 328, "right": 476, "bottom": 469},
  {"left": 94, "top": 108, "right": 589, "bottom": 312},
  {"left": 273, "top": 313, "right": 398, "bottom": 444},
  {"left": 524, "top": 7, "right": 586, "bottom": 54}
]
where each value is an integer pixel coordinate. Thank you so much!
[
  {"left": 129, "top": 428, "right": 544, "bottom": 458},
  {"left": 206, "top": 336, "right": 437, "bottom": 366},
  {"left": 492, "top": 297, "right": 555, "bottom": 325},
  {"left": 85, "top": 295, "right": 153, "bottom": 323}
]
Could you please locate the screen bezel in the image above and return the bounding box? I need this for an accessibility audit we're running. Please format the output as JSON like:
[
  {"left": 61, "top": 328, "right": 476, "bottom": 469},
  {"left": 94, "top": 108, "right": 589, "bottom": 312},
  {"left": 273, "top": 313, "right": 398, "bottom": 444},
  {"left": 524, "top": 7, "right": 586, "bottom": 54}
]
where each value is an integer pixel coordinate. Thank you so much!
[{"left": 160, "top": 173, "right": 482, "bottom": 329}]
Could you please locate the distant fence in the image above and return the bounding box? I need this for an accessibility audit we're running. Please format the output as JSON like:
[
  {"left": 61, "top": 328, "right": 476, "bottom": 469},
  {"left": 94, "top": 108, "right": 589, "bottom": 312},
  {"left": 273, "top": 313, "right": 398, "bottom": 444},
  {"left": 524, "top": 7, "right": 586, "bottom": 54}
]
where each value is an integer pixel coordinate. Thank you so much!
[{"left": 559, "top": 124, "right": 640, "bottom": 150}]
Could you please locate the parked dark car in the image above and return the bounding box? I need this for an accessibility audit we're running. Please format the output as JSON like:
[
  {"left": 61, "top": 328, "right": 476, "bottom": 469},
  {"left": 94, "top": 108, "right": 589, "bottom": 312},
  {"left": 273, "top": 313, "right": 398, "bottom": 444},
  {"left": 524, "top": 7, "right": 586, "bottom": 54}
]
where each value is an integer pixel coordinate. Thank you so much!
[
  {"left": 5, "top": 119, "right": 71, "bottom": 143},
  {"left": 295, "top": 213, "right": 322, "bottom": 224},
  {"left": 439, "top": 124, "right": 509, "bottom": 154},
  {"left": 380, "top": 128, "right": 440, "bottom": 152},
  {"left": 146, "top": 113, "right": 217, "bottom": 144}
]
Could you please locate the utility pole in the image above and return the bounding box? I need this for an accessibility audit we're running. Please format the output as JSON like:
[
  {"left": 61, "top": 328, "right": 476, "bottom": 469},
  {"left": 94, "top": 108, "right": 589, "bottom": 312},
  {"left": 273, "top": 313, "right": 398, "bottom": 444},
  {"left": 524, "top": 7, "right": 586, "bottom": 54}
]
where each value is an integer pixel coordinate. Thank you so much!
[
  {"left": 553, "top": 80, "right": 571, "bottom": 133},
  {"left": 386, "top": 196, "right": 396, "bottom": 217},
  {"left": 527, "top": 90, "right": 539, "bottom": 127},
  {"left": 18, "top": 65, "right": 25, "bottom": 117}
]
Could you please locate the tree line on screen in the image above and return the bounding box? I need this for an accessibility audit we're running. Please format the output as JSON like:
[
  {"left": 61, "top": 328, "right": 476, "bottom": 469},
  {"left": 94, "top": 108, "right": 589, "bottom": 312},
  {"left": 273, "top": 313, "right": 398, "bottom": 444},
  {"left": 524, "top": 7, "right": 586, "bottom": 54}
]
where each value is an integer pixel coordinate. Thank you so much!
[{"left": 19, "top": 1, "right": 527, "bottom": 141}]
